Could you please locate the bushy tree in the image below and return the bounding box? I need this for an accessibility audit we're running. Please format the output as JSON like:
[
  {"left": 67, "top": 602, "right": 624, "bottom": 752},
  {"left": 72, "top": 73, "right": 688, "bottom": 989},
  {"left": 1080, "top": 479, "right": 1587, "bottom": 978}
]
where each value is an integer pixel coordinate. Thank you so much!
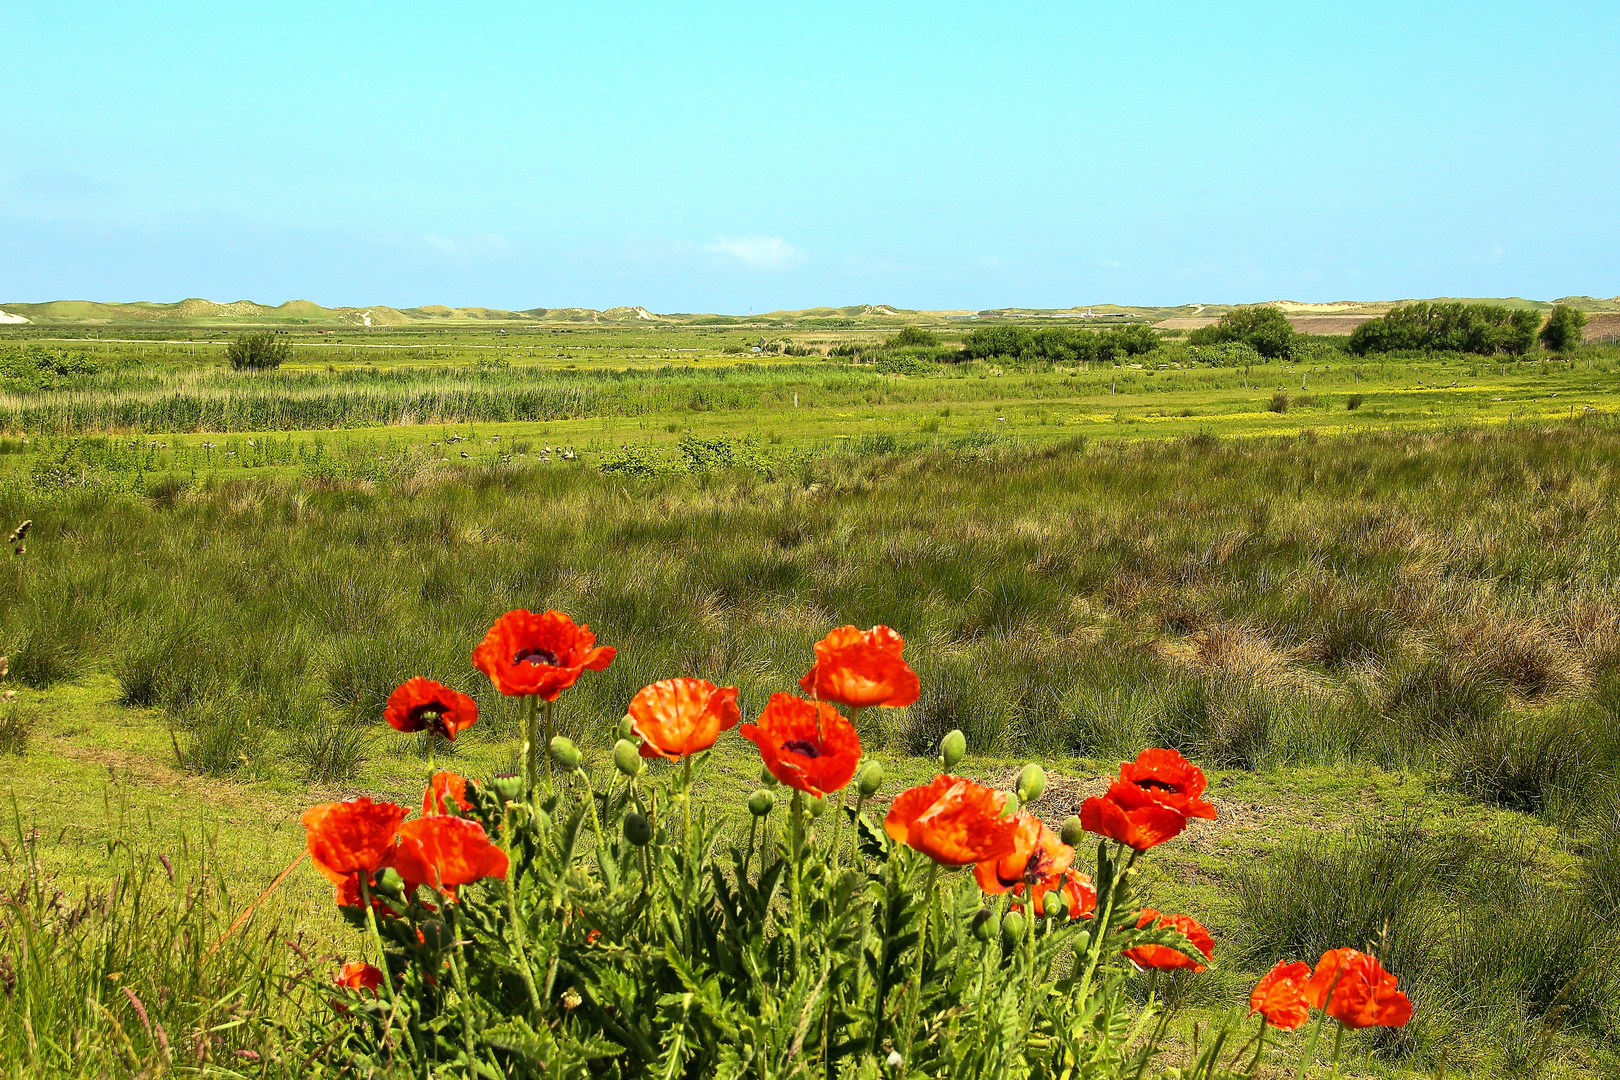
[
  {"left": 1539, "top": 305, "right": 1588, "bottom": 352},
  {"left": 1188, "top": 306, "right": 1298, "bottom": 360},
  {"left": 959, "top": 323, "right": 1160, "bottom": 363},
  {"left": 227, "top": 331, "right": 291, "bottom": 371},
  {"left": 1348, "top": 303, "right": 1539, "bottom": 356}
]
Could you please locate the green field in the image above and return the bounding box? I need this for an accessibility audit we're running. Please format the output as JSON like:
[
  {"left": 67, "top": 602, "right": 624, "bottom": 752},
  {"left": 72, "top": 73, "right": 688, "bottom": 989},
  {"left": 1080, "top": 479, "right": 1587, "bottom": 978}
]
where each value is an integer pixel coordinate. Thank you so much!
[{"left": 3, "top": 320, "right": 1619, "bottom": 1078}]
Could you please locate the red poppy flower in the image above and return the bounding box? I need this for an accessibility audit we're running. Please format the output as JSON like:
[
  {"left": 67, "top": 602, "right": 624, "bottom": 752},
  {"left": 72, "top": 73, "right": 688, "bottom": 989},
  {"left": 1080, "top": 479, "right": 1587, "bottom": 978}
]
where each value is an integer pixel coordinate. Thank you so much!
[
  {"left": 390, "top": 815, "right": 510, "bottom": 896},
  {"left": 1305, "top": 949, "right": 1413, "bottom": 1029},
  {"left": 739, "top": 693, "right": 861, "bottom": 797},
  {"left": 1121, "top": 909, "right": 1215, "bottom": 972},
  {"left": 629, "top": 678, "right": 742, "bottom": 760},
  {"left": 334, "top": 874, "right": 401, "bottom": 918},
  {"left": 471, "top": 609, "right": 615, "bottom": 700},
  {"left": 798, "top": 625, "right": 920, "bottom": 709},
  {"left": 973, "top": 810, "right": 1074, "bottom": 895},
  {"left": 1117, "top": 748, "right": 1217, "bottom": 820},
  {"left": 1249, "top": 960, "right": 1314, "bottom": 1030},
  {"left": 423, "top": 771, "right": 472, "bottom": 816},
  {"left": 884, "top": 775, "right": 1020, "bottom": 867},
  {"left": 1012, "top": 868, "right": 1097, "bottom": 919},
  {"left": 302, "top": 798, "right": 409, "bottom": 887},
  {"left": 384, "top": 677, "right": 479, "bottom": 741},
  {"left": 1079, "top": 781, "right": 1189, "bottom": 852},
  {"left": 334, "top": 961, "right": 384, "bottom": 993}
]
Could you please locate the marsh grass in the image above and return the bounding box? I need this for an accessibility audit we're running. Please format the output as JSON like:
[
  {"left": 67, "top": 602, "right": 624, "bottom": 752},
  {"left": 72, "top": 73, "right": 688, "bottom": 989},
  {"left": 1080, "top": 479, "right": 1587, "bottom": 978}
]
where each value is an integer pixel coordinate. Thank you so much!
[
  {"left": 0, "top": 799, "right": 308, "bottom": 1076},
  {"left": 1231, "top": 822, "right": 1618, "bottom": 1069}
]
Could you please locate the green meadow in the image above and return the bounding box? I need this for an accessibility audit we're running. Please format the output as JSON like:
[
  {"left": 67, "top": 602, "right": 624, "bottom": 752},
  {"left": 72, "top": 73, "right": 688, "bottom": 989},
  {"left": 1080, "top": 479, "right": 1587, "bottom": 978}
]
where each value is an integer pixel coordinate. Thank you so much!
[{"left": 2, "top": 321, "right": 1619, "bottom": 1077}]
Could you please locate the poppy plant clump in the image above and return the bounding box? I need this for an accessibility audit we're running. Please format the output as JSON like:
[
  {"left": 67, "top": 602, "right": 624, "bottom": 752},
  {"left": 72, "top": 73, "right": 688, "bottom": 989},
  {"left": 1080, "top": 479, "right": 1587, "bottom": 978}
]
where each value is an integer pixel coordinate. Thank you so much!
[{"left": 291, "top": 611, "right": 1412, "bottom": 1077}]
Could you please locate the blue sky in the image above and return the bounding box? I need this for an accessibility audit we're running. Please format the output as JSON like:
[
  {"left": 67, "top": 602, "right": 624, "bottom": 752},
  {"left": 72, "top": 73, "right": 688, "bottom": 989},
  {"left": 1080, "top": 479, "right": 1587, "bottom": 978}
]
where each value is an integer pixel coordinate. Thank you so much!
[{"left": 2, "top": 1, "right": 1616, "bottom": 312}]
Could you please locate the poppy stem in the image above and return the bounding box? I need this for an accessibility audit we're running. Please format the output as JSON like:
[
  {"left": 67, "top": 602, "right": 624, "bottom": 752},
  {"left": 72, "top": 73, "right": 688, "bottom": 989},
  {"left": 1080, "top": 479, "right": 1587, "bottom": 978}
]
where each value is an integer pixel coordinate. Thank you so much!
[
  {"left": 1327, "top": 1022, "right": 1345, "bottom": 1080},
  {"left": 790, "top": 789, "right": 805, "bottom": 964},
  {"left": 682, "top": 754, "right": 694, "bottom": 898},
  {"left": 522, "top": 696, "right": 539, "bottom": 795},
  {"left": 901, "top": 860, "right": 940, "bottom": 1062},
  {"left": 359, "top": 878, "right": 419, "bottom": 1064},
  {"left": 1293, "top": 1005, "right": 1329, "bottom": 1080},
  {"left": 499, "top": 801, "right": 543, "bottom": 1019},
  {"left": 543, "top": 699, "right": 555, "bottom": 790}
]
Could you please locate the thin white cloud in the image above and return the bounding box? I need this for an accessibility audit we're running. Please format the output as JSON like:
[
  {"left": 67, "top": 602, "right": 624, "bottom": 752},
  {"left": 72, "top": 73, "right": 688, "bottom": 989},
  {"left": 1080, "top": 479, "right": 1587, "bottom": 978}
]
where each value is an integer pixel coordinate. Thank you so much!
[{"left": 707, "top": 235, "right": 802, "bottom": 269}]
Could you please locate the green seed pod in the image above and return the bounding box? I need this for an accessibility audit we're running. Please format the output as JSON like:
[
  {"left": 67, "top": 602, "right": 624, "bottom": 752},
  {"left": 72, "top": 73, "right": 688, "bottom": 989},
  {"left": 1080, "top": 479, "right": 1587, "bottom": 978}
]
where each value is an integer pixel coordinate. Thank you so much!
[
  {"left": 940, "top": 729, "right": 967, "bottom": 770},
  {"left": 759, "top": 766, "right": 780, "bottom": 788},
  {"left": 747, "top": 789, "right": 776, "bottom": 817},
  {"left": 623, "top": 811, "right": 653, "bottom": 846},
  {"left": 1043, "top": 889, "right": 1065, "bottom": 919},
  {"left": 807, "top": 794, "right": 826, "bottom": 818},
  {"left": 618, "top": 715, "right": 636, "bottom": 741},
  {"left": 550, "top": 736, "right": 581, "bottom": 770},
  {"left": 1060, "top": 814, "right": 1085, "bottom": 848},
  {"left": 613, "top": 738, "right": 645, "bottom": 777},
  {"left": 1016, "top": 763, "right": 1046, "bottom": 804},
  {"left": 1001, "top": 911, "right": 1027, "bottom": 944},
  {"left": 857, "top": 760, "right": 885, "bottom": 797},
  {"left": 374, "top": 868, "right": 406, "bottom": 898},
  {"left": 418, "top": 920, "right": 451, "bottom": 950},
  {"left": 488, "top": 773, "right": 523, "bottom": 804},
  {"left": 971, "top": 907, "right": 998, "bottom": 942}
]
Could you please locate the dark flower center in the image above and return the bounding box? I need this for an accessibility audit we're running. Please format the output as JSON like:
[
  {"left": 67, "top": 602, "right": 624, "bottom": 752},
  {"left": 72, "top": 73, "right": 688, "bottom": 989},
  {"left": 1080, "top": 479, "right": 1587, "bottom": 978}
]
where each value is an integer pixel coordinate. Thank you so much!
[
  {"left": 1135, "top": 778, "right": 1180, "bottom": 793},
  {"left": 1023, "top": 849, "right": 1052, "bottom": 886},
  {"left": 782, "top": 738, "right": 821, "bottom": 759},
  {"left": 513, "top": 647, "right": 561, "bottom": 667},
  {"left": 408, "top": 702, "right": 452, "bottom": 736}
]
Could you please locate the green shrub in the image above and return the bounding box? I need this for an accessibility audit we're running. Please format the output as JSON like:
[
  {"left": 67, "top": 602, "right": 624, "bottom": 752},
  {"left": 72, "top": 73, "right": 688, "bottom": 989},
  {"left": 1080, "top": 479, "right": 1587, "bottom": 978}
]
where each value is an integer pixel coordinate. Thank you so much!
[
  {"left": 1348, "top": 303, "right": 1539, "bottom": 356},
  {"left": 885, "top": 326, "right": 939, "bottom": 348},
  {"left": 1188, "top": 306, "right": 1298, "bottom": 360},
  {"left": 1347, "top": 393, "right": 1364, "bottom": 410},
  {"left": 1538, "top": 305, "right": 1588, "bottom": 352},
  {"left": 1267, "top": 392, "right": 1290, "bottom": 413},
  {"left": 226, "top": 331, "right": 291, "bottom": 371}
]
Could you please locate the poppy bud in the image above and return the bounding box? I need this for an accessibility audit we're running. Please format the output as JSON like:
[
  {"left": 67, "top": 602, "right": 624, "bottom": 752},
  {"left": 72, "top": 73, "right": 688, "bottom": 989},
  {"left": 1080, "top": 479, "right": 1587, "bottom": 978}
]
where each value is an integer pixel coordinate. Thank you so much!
[
  {"left": 857, "top": 760, "right": 885, "bottom": 797},
  {"left": 418, "top": 920, "right": 451, "bottom": 950},
  {"left": 623, "top": 811, "right": 653, "bottom": 846},
  {"left": 748, "top": 789, "right": 776, "bottom": 817},
  {"left": 374, "top": 868, "right": 406, "bottom": 897},
  {"left": 618, "top": 715, "right": 636, "bottom": 740},
  {"left": 808, "top": 794, "right": 826, "bottom": 818},
  {"left": 940, "top": 729, "right": 966, "bottom": 770},
  {"left": 489, "top": 773, "right": 523, "bottom": 803},
  {"left": 550, "top": 736, "right": 581, "bottom": 770},
  {"left": 1060, "top": 814, "right": 1085, "bottom": 847},
  {"left": 1001, "top": 911, "right": 1026, "bottom": 944},
  {"left": 759, "top": 766, "right": 780, "bottom": 788},
  {"left": 613, "top": 738, "right": 644, "bottom": 777},
  {"left": 1043, "top": 889, "right": 1065, "bottom": 919},
  {"left": 971, "top": 907, "right": 998, "bottom": 941},
  {"left": 1016, "top": 763, "right": 1046, "bottom": 804}
]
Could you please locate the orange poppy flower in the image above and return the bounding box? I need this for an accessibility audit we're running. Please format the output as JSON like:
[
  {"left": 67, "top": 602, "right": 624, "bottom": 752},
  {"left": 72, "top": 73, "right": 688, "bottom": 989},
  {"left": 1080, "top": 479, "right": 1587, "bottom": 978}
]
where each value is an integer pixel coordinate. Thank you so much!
[
  {"left": 334, "top": 961, "right": 384, "bottom": 993},
  {"left": 1116, "top": 748, "right": 1217, "bottom": 820},
  {"left": 390, "top": 815, "right": 510, "bottom": 896},
  {"left": 1305, "top": 949, "right": 1413, "bottom": 1029},
  {"left": 973, "top": 810, "right": 1074, "bottom": 895},
  {"left": 629, "top": 678, "right": 742, "bottom": 760},
  {"left": 423, "top": 771, "right": 473, "bottom": 816},
  {"left": 384, "top": 677, "right": 479, "bottom": 741},
  {"left": 471, "top": 609, "right": 615, "bottom": 700},
  {"left": 884, "top": 775, "right": 1020, "bottom": 867},
  {"left": 798, "top": 625, "right": 920, "bottom": 709},
  {"left": 1249, "top": 960, "right": 1314, "bottom": 1030},
  {"left": 302, "top": 798, "right": 409, "bottom": 887},
  {"left": 1079, "top": 781, "right": 1189, "bottom": 851},
  {"left": 1121, "top": 909, "right": 1215, "bottom": 972},
  {"left": 739, "top": 693, "right": 861, "bottom": 797}
]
